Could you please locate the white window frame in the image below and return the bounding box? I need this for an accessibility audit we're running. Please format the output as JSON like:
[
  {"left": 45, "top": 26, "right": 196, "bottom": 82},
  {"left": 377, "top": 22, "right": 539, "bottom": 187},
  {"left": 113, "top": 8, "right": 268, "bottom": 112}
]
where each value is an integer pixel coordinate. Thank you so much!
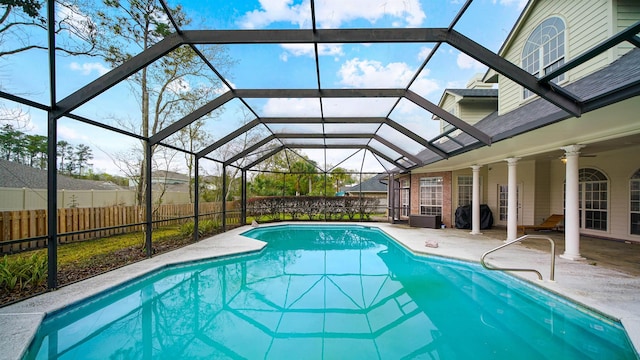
[
  {"left": 400, "top": 178, "right": 410, "bottom": 217},
  {"left": 522, "top": 16, "right": 566, "bottom": 99},
  {"left": 457, "top": 175, "right": 482, "bottom": 207},
  {"left": 631, "top": 169, "right": 640, "bottom": 235},
  {"left": 419, "top": 177, "right": 443, "bottom": 216},
  {"left": 497, "top": 184, "right": 521, "bottom": 223},
  {"left": 564, "top": 168, "right": 609, "bottom": 232}
]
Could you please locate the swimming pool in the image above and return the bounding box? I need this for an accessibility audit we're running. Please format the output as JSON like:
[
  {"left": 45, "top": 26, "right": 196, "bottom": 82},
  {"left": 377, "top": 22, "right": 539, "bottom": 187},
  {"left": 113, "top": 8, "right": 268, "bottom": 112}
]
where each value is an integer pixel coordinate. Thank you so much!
[{"left": 24, "top": 224, "right": 637, "bottom": 359}]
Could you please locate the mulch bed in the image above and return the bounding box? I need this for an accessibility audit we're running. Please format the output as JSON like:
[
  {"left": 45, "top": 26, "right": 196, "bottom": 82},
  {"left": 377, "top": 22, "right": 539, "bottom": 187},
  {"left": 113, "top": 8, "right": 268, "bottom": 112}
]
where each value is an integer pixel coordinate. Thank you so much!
[{"left": 0, "top": 232, "right": 219, "bottom": 307}]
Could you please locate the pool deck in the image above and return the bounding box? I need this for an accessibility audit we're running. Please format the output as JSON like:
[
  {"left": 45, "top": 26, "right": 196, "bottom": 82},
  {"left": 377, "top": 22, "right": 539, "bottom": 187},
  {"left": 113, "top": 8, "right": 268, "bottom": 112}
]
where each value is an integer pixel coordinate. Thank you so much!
[{"left": 1, "top": 222, "right": 639, "bottom": 359}]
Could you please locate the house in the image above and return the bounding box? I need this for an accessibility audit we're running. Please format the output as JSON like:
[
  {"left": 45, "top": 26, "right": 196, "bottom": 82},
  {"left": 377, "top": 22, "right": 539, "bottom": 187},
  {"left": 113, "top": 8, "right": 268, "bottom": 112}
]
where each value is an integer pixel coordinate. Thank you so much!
[
  {"left": 341, "top": 173, "right": 388, "bottom": 207},
  {"left": 433, "top": 74, "right": 498, "bottom": 142},
  {"left": 389, "top": 0, "right": 640, "bottom": 259},
  {"left": 128, "top": 170, "right": 190, "bottom": 192},
  {"left": 0, "top": 158, "right": 127, "bottom": 210},
  {"left": 0, "top": 158, "right": 122, "bottom": 191}
]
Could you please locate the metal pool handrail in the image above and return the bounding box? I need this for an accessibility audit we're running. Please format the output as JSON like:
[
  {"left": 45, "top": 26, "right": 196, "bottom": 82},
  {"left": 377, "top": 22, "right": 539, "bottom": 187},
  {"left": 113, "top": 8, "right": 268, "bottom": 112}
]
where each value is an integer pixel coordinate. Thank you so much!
[{"left": 480, "top": 234, "right": 556, "bottom": 281}]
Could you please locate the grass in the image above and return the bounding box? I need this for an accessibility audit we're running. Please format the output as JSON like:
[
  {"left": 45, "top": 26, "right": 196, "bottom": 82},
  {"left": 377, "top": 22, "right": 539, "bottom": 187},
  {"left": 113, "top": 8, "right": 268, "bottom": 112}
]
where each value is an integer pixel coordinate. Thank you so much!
[
  {"left": 55, "top": 227, "right": 181, "bottom": 266},
  {"left": 5, "top": 227, "right": 182, "bottom": 268},
  {"left": 0, "top": 226, "right": 186, "bottom": 306}
]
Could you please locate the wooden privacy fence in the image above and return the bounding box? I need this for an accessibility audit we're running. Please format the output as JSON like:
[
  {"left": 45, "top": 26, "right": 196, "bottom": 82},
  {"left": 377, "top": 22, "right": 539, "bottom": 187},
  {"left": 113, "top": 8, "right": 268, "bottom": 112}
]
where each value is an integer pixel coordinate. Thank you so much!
[{"left": 0, "top": 201, "right": 240, "bottom": 254}]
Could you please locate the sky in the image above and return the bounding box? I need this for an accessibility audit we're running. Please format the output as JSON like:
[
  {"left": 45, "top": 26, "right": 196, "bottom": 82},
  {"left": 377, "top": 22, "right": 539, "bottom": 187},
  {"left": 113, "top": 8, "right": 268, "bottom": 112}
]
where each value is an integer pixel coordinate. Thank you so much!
[{"left": 0, "top": 0, "right": 527, "bottom": 177}]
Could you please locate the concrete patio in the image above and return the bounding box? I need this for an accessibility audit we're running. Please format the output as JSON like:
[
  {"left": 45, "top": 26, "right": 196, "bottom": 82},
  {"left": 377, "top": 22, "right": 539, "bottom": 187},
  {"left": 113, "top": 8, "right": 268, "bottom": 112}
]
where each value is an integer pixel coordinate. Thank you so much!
[{"left": 0, "top": 222, "right": 638, "bottom": 359}]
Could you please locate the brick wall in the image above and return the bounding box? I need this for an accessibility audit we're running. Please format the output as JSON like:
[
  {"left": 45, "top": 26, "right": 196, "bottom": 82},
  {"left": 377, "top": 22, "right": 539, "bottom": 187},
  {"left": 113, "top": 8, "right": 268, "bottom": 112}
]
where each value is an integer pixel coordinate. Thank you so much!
[{"left": 410, "top": 172, "right": 453, "bottom": 227}]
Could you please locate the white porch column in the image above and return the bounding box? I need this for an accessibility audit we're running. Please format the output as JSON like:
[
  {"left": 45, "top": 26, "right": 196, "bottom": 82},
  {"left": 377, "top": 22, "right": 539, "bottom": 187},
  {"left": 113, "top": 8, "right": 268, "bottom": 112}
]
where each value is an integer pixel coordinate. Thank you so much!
[
  {"left": 560, "top": 144, "right": 586, "bottom": 260},
  {"left": 470, "top": 165, "right": 482, "bottom": 235},
  {"left": 506, "top": 158, "right": 520, "bottom": 241}
]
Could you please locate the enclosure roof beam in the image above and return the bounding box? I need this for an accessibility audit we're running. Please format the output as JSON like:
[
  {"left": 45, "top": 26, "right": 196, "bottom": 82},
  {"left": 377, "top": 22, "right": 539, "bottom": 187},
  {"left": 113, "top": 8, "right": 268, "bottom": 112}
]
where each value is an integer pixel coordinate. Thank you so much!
[
  {"left": 444, "top": 30, "right": 582, "bottom": 116},
  {"left": 150, "top": 91, "right": 236, "bottom": 146},
  {"left": 53, "top": 27, "right": 584, "bottom": 120},
  {"left": 234, "top": 88, "right": 405, "bottom": 98},
  {"left": 276, "top": 133, "right": 375, "bottom": 139},
  {"left": 180, "top": 28, "right": 450, "bottom": 44},
  {"left": 540, "top": 20, "right": 640, "bottom": 83},
  {"left": 54, "top": 33, "right": 183, "bottom": 118},
  {"left": 404, "top": 90, "right": 491, "bottom": 145},
  {"left": 243, "top": 146, "right": 284, "bottom": 170},
  {"left": 196, "top": 118, "right": 262, "bottom": 158},
  {"left": 372, "top": 135, "right": 422, "bottom": 165},
  {"left": 180, "top": 28, "right": 582, "bottom": 116},
  {"left": 224, "top": 135, "right": 276, "bottom": 166},
  {"left": 260, "top": 117, "right": 386, "bottom": 124},
  {"left": 364, "top": 147, "right": 408, "bottom": 171},
  {"left": 282, "top": 144, "right": 407, "bottom": 170},
  {"left": 384, "top": 118, "right": 449, "bottom": 159}
]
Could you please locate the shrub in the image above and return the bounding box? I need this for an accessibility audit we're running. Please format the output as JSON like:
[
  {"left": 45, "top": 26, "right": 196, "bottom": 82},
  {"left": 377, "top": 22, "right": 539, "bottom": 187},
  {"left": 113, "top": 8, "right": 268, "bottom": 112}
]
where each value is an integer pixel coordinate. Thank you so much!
[
  {"left": 179, "top": 220, "right": 220, "bottom": 237},
  {"left": 0, "top": 253, "right": 47, "bottom": 291}
]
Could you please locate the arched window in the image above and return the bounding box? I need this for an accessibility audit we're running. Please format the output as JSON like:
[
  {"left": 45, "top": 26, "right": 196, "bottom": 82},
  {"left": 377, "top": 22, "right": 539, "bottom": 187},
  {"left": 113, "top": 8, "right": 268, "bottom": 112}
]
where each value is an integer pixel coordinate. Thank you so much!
[
  {"left": 522, "top": 17, "right": 566, "bottom": 98},
  {"left": 631, "top": 169, "right": 640, "bottom": 235},
  {"left": 579, "top": 168, "right": 608, "bottom": 231}
]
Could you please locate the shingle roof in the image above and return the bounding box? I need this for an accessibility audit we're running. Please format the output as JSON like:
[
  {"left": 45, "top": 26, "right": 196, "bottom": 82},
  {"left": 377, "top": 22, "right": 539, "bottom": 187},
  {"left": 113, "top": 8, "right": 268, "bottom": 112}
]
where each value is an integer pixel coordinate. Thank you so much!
[
  {"left": 0, "top": 159, "right": 123, "bottom": 190},
  {"left": 446, "top": 89, "right": 498, "bottom": 98},
  {"left": 417, "top": 48, "right": 640, "bottom": 164},
  {"left": 342, "top": 173, "right": 387, "bottom": 193}
]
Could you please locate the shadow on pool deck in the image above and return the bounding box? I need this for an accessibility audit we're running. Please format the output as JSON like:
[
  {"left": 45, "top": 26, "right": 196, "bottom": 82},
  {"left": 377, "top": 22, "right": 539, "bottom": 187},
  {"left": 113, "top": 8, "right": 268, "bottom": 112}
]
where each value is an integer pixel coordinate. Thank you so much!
[{"left": 478, "top": 227, "right": 640, "bottom": 277}]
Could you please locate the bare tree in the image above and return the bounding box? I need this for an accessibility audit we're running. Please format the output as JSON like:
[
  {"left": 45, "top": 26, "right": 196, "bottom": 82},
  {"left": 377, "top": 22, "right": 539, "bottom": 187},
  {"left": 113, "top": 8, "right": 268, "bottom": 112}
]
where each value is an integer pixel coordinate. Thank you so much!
[
  {"left": 95, "top": 0, "right": 232, "bottom": 205},
  {"left": 0, "top": 0, "right": 97, "bottom": 58},
  {"left": 209, "top": 108, "right": 266, "bottom": 202}
]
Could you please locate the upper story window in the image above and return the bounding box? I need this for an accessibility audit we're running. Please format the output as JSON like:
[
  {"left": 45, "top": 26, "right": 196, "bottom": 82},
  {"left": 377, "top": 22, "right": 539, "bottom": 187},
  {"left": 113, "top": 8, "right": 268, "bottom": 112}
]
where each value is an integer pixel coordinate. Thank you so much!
[
  {"left": 522, "top": 16, "right": 566, "bottom": 99},
  {"left": 439, "top": 107, "right": 456, "bottom": 133}
]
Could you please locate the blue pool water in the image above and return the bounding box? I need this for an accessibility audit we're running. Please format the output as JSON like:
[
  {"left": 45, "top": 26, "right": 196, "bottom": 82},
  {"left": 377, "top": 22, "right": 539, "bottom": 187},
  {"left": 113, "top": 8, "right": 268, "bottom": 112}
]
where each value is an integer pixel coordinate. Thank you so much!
[{"left": 25, "top": 225, "right": 637, "bottom": 359}]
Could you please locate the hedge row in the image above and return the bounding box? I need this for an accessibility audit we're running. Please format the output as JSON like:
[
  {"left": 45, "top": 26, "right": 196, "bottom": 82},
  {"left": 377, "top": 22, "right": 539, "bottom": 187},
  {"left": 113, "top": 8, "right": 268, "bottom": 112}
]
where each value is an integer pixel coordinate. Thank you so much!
[{"left": 247, "top": 196, "right": 381, "bottom": 221}]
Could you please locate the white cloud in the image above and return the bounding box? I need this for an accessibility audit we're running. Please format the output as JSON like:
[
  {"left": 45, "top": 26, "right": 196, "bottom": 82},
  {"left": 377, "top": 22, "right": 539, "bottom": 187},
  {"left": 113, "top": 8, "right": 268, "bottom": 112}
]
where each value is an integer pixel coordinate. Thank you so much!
[
  {"left": 337, "top": 58, "right": 439, "bottom": 97},
  {"left": 410, "top": 76, "right": 440, "bottom": 98},
  {"left": 58, "top": 124, "right": 90, "bottom": 141},
  {"left": 280, "top": 44, "right": 344, "bottom": 59},
  {"left": 338, "top": 58, "right": 414, "bottom": 88},
  {"left": 57, "top": 3, "right": 97, "bottom": 38},
  {"left": 456, "top": 53, "right": 486, "bottom": 71},
  {"left": 167, "top": 78, "right": 191, "bottom": 94},
  {"left": 262, "top": 98, "right": 321, "bottom": 117},
  {"left": 418, "top": 46, "right": 433, "bottom": 60},
  {"left": 315, "top": 0, "right": 426, "bottom": 28},
  {"left": 493, "top": 0, "right": 528, "bottom": 9},
  {"left": 323, "top": 98, "right": 397, "bottom": 117},
  {"left": 69, "top": 62, "right": 110, "bottom": 76},
  {"left": 239, "top": 0, "right": 311, "bottom": 29},
  {"left": 238, "top": 0, "right": 426, "bottom": 29}
]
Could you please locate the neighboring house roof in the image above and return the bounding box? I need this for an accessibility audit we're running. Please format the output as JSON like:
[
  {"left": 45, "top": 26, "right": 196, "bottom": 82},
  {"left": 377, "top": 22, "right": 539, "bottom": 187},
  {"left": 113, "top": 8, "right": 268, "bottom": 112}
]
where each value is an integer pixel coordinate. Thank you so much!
[
  {"left": 417, "top": 47, "right": 640, "bottom": 165},
  {"left": 432, "top": 88, "right": 497, "bottom": 120},
  {"left": 342, "top": 174, "right": 388, "bottom": 193},
  {"left": 151, "top": 170, "right": 189, "bottom": 183},
  {"left": 0, "top": 159, "right": 123, "bottom": 190},
  {"left": 445, "top": 89, "right": 498, "bottom": 98}
]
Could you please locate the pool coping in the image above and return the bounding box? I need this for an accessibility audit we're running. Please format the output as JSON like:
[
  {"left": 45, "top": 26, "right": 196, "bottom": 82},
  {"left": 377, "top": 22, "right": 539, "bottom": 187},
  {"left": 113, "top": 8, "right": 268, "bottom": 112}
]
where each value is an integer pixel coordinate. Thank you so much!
[{"left": 1, "top": 222, "right": 638, "bottom": 359}]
